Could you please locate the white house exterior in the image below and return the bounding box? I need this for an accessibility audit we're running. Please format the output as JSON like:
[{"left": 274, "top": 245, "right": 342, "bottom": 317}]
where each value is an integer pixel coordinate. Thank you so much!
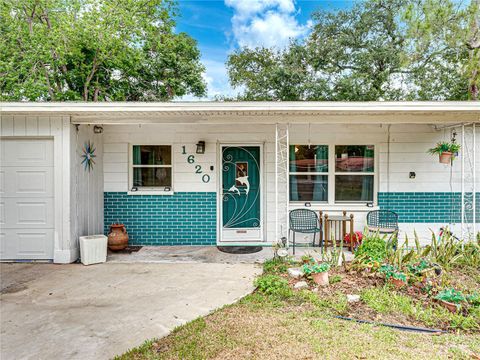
[{"left": 1, "top": 102, "right": 479, "bottom": 263}]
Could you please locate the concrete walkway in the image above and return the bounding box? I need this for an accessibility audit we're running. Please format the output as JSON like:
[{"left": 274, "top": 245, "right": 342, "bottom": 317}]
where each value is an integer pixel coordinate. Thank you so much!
[
  {"left": 106, "top": 245, "right": 354, "bottom": 264},
  {"left": 0, "top": 262, "right": 261, "bottom": 360}
]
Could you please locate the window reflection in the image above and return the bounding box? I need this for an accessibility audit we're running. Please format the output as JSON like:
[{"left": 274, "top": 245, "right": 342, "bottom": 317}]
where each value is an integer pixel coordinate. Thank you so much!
[{"left": 335, "top": 145, "right": 374, "bottom": 172}]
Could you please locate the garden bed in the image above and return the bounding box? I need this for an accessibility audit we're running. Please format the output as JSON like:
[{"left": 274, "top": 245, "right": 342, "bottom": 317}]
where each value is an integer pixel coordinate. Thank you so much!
[{"left": 118, "top": 230, "right": 480, "bottom": 359}]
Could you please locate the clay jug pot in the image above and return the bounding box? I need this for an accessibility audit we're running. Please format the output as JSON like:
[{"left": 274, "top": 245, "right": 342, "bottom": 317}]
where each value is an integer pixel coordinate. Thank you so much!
[
  {"left": 108, "top": 224, "right": 129, "bottom": 251},
  {"left": 312, "top": 271, "right": 329, "bottom": 286}
]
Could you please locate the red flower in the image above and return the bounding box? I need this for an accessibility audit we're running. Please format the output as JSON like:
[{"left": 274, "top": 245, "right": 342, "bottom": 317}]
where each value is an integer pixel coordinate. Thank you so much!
[{"left": 344, "top": 231, "right": 363, "bottom": 244}]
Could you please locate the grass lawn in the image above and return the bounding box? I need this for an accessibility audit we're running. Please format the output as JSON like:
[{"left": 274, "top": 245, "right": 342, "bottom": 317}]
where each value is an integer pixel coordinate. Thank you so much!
[{"left": 117, "top": 267, "right": 480, "bottom": 360}]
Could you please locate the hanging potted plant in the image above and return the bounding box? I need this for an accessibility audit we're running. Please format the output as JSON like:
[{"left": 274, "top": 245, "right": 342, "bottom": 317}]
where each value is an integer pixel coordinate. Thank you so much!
[
  {"left": 303, "top": 263, "right": 330, "bottom": 286},
  {"left": 427, "top": 141, "right": 461, "bottom": 164}
]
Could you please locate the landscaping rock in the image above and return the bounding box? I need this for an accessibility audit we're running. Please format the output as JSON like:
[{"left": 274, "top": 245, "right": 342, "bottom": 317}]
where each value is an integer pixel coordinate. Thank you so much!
[
  {"left": 347, "top": 294, "right": 361, "bottom": 303},
  {"left": 287, "top": 267, "right": 304, "bottom": 279},
  {"left": 294, "top": 281, "right": 309, "bottom": 290}
]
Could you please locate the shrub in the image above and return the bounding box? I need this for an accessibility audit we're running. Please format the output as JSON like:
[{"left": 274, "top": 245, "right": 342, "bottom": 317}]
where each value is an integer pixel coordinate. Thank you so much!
[
  {"left": 354, "top": 233, "right": 387, "bottom": 263},
  {"left": 254, "top": 275, "right": 292, "bottom": 299}
]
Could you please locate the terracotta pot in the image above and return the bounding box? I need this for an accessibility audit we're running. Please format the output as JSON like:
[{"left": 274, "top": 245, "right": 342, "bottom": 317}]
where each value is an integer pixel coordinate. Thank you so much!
[
  {"left": 389, "top": 278, "right": 407, "bottom": 289},
  {"left": 108, "top": 224, "right": 129, "bottom": 251},
  {"left": 312, "top": 271, "right": 329, "bottom": 286},
  {"left": 436, "top": 299, "right": 458, "bottom": 313},
  {"left": 439, "top": 152, "right": 452, "bottom": 164}
]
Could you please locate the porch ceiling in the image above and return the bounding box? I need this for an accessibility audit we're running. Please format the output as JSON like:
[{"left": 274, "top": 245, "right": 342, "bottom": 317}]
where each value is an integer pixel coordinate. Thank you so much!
[{"left": 1, "top": 101, "right": 479, "bottom": 125}]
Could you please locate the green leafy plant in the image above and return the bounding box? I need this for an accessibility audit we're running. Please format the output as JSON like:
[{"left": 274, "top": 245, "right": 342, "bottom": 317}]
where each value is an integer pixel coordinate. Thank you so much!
[
  {"left": 254, "top": 275, "right": 292, "bottom": 299},
  {"left": 354, "top": 232, "right": 387, "bottom": 266},
  {"left": 466, "top": 292, "right": 480, "bottom": 306},
  {"left": 379, "top": 264, "right": 407, "bottom": 282},
  {"left": 301, "top": 254, "right": 315, "bottom": 264},
  {"left": 435, "top": 288, "right": 466, "bottom": 304},
  {"left": 263, "top": 258, "right": 290, "bottom": 275},
  {"left": 406, "top": 258, "right": 439, "bottom": 277},
  {"left": 429, "top": 230, "right": 464, "bottom": 270},
  {"left": 427, "top": 141, "right": 460, "bottom": 156},
  {"left": 302, "top": 263, "right": 330, "bottom": 275}
]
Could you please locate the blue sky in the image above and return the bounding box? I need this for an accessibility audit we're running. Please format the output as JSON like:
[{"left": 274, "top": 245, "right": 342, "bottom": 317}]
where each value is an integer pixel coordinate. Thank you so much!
[{"left": 176, "top": 1, "right": 354, "bottom": 99}]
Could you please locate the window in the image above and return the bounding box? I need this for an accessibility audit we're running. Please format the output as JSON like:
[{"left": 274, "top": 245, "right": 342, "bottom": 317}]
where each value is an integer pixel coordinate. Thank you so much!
[
  {"left": 335, "top": 145, "right": 374, "bottom": 202},
  {"left": 289, "top": 144, "right": 375, "bottom": 203},
  {"left": 131, "top": 145, "right": 172, "bottom": 190},
  {"left": 289, "top": 145, "right": 328, "bottom": 202}
]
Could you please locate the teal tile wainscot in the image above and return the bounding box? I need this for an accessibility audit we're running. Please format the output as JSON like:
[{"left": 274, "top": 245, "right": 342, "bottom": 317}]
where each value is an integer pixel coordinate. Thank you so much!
[
  {"left": 104, "top": 192, "right": 217, "bottom": 245},
  {"left": 378, "top": 192, "right": 480, "bottom": 223}
]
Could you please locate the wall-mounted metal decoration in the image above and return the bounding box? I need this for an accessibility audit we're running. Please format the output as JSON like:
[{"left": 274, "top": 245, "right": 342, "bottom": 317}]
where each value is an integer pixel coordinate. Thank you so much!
[{"left": 81, "top": 140, "right": 96, "bottom": 172}]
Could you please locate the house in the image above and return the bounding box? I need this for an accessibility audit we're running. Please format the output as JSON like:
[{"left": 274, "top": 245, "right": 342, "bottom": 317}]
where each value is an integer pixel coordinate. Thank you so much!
[{"left": 0, "top": 102, "right": 478, "bottom": 263}]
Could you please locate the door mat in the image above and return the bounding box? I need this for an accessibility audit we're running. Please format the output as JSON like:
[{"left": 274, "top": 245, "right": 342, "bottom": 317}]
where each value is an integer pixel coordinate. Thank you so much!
[
  {"left": 217, "top": 246, "right": 263, "bottom": 254},
  {"left": 112, "top": 245, "right": 143, "bottom": 254}
]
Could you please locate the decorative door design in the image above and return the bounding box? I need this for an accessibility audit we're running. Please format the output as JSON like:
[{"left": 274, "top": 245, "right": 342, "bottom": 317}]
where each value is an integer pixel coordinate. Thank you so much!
[{"left": 221, "top": 146, "right": 262, "bottom": 241}]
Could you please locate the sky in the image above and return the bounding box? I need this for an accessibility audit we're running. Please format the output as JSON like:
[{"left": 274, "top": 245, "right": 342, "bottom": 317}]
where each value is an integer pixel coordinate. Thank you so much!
[{"left": 175, "top": 0, "right": 354, "bottom": 99}]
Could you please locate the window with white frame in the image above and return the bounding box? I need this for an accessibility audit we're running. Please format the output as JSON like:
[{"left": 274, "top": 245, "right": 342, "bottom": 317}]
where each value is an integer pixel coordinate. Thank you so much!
[
  {"left": 131, "top": 145, "right": 172, "bottom": 190},
  {"left": 289, "top": 145, "right": 375, "bottom": 203},
  {"left": 290, "top": 145, "right": 329, "bottom": 202}
]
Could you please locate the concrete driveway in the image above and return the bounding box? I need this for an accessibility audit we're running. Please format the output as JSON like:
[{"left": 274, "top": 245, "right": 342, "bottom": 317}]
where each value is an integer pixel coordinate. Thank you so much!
[{"left": 0, "top": 262, "right": 260, "bottom": 359}]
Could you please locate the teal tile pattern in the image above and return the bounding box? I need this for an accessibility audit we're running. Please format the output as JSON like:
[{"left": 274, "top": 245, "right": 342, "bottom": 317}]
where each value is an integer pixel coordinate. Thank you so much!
[
  {"left": 378, "top": 192, "right": 480, "bottom": 223},
  {"left": 104, "top": 192, "right": 217, "bottom": 245}
]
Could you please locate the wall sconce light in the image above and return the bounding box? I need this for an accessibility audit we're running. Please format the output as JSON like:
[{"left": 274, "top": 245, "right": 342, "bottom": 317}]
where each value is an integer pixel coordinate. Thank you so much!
[
  {"left": 93, "top": 125, "right": 103, "bottom": 134},
  {"left": 409, "top": 172, "right": 416, "bottom": 179},
  {"left": 196, "top": 141, "right": 205, "bottom": 154}
]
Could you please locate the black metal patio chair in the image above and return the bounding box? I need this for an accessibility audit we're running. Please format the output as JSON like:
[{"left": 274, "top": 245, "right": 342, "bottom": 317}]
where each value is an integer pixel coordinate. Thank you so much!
[
  {"left": 289, "top": 209, "right": 322, "bottom": 255},
  {"left": 366, "top": 210, "right": 399, "bottom": 234}
]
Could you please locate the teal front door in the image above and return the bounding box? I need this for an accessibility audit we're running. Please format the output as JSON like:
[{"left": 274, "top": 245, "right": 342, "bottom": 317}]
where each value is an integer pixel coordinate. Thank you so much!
[{"left": 221, "top": 146, "right": 262, "bottom": 242}]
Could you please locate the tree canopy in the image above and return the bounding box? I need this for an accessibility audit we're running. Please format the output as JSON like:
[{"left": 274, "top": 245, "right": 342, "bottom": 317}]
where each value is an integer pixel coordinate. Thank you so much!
[
  {"left": 226, "top": 0, "right": 480, "bottom": 101},
  {"left": 0, "top": 0, "right": 206, "bottom": 101}
]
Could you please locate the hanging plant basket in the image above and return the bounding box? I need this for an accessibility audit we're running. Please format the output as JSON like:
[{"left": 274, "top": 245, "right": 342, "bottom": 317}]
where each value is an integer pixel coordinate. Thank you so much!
[{"left": 427, "top": 142, "right": 460, "bottom": 164}]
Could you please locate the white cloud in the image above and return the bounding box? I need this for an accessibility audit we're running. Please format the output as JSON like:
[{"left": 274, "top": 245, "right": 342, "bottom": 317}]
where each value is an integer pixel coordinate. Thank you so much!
[
  {"left": 180, "top": 58, "right": 240, "bottom": 100},
  {"left": 225, "top": 0, "right": 310, "bottom": 49}
]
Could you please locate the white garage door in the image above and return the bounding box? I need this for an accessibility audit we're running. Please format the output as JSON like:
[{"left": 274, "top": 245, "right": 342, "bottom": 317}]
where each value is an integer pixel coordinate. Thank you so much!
[{"left": 0, "top": 139, "right": 54, "bottom": 260}]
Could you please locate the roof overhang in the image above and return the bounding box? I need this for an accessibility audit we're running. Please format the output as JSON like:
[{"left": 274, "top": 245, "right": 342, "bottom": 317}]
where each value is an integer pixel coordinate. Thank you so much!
[{"left": 1, "top": 101, "right": 479, "bottom": 125}]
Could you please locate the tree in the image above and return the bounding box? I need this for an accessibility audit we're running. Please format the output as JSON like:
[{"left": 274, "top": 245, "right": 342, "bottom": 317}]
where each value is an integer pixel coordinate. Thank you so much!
[
  {"left": 226, "top": 0, "right": 479, "bottom": 101},
  {"left": 0, "top": 0, "right": 206, "bottom": 101},
  {"left": 404, "top": 0, "right": 479, "bottom": 100}
]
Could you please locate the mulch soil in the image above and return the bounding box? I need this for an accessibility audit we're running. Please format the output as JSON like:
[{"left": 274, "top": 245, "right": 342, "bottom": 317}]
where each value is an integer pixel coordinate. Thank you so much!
[{"left": 284, "top": 266, "right": 477, "bottom": 332}]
